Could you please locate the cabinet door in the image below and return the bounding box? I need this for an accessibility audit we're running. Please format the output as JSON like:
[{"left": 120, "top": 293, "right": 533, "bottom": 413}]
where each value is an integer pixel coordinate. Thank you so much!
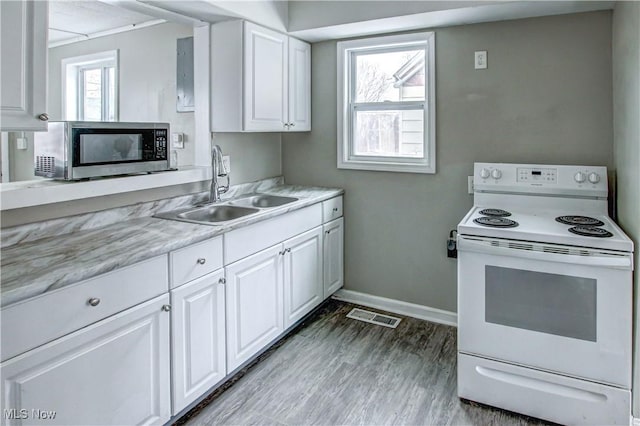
[
  {"left": 0, "top": 295, "right": 171, "bottom": 426},
  {"left": 171, "top": 270, "right": 226, "bottom": 415},
  {"left": 243, "top": 22, "right": 288, "bottom": 132},
  {"left": 323, "top": 217, "right": 344, "bottom": 298},
  {"left": 225, "top": 245, "right": 284, "bottom": 372},
  {"left": 288, "top": 38, "right": 311, "bottom": 132},
  {"left": 0, "top": 0, "right": 48, "bottom": 131},
  {"left": 283, "top": 227, "right": 323, "bottom": 328}
]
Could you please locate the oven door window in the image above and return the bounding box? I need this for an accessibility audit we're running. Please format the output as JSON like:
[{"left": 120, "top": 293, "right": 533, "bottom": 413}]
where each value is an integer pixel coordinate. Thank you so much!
[
  {"left": 485, "top": 266, "right": 597, "bottom": 342},
  {"left": 73, "top": 129, "right": 156, "bottom": 166}
]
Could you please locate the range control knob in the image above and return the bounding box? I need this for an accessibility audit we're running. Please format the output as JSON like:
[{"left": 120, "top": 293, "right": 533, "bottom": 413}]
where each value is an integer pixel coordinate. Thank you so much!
[
  {"left": 588, "top": 172, "right": 601, "bottom": 184},
  {"left": 491, "top": 169, "right": 502, "bottom": 179},
  {"left": 480, "top": 168, "right": 490, "bottom": 179},
  {"left": 574, "top": 172, "right": 586, "bottom": 183}
]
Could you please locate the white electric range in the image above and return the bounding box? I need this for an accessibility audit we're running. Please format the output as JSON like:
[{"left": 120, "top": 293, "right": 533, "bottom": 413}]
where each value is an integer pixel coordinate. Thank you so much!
[{"left": 456, "top": 163, "right": 634, "bottom": 425}]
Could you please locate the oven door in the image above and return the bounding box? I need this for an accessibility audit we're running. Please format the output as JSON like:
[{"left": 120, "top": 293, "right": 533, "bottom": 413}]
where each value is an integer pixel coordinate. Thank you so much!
[{"left": 457, "top": 236, "right": 633, "bottom": 388}]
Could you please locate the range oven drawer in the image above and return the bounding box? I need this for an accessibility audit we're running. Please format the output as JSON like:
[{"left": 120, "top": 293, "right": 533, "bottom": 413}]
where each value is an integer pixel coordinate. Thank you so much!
[{"left": 458, "top": 353, "right": 630, "bottom": 425}]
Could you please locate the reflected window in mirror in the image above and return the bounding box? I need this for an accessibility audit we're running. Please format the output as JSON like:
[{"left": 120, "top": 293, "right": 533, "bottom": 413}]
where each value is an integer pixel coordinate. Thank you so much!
[{"left": 62, "top": 50, "right": 119, "bottom": 121}]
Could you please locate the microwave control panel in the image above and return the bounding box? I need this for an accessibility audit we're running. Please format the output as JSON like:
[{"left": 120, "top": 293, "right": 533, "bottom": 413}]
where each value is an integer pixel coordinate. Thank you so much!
[{"left": 155, "top": 129, "right": 168, "bottom": 159}]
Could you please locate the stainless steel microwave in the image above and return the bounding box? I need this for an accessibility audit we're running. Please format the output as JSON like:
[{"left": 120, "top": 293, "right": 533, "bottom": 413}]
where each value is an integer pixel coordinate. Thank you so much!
[{"left": 34, "top": 121, "right": 172, "bottom": 180}]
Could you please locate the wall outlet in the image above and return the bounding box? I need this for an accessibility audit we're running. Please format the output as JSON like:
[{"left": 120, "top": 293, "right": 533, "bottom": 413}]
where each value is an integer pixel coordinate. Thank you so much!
[
  {"left": 468, "top": 176, "right": 474, "bottom": 194},
  {"left": 172, "top": 132, "right": 184, "bottom": 149},
  {"left": 223, "top": 155, "right": 231, "bottom": 173},
  {"left": 474, "top": 51, "right": 487, "bottom": 69},
  {"left": 16, "top": 137, "right": 27, "bottom": 150}
]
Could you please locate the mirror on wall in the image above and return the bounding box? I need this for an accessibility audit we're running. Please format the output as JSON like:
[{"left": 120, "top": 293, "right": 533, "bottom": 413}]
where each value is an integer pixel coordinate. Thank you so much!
[{"left": 1, "top": 1, "right": 197, "bottom": 183}]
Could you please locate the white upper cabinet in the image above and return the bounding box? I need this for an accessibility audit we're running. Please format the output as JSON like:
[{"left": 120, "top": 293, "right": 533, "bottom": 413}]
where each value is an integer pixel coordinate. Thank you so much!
[
  {"left": 0, "top": 0, "right": 48, "bottom": 131},
  {"left": 243, "top": 22, "right": 288, "bottom": 131},
  {"left": 210, "top": 20, "right": 311, "bottom": 132},
  {"left": 287, "top": 37, "right": 311, "bottom": 131}
]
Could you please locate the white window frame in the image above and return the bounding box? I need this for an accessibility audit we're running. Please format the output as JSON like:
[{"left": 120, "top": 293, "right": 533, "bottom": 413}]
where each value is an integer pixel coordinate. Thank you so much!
[
  {"left": 61, "top": 50, "right": 119, "bottom": 121},
  {"left": 337, "top": 32, "right": 436, "bottom": 174}
]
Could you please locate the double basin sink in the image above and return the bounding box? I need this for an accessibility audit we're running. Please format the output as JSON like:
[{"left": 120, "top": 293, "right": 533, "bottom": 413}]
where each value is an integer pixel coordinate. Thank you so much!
[{"left": 154, "top": 194, "right": 299, "bottom": 226}]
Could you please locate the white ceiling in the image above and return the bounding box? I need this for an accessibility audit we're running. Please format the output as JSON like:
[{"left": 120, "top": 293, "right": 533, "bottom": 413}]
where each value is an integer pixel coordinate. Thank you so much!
[
  {"left": 48, "top": 0, "right": 617, "bottom": 47},
  {"left": 48, "top": 1, "right": 161, "bottom": 45}
]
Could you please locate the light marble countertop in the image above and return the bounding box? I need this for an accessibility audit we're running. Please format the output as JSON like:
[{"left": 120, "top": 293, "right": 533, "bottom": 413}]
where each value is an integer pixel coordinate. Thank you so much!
[{"left": 1, "top": 184, "right": 343, "bottom": 308}]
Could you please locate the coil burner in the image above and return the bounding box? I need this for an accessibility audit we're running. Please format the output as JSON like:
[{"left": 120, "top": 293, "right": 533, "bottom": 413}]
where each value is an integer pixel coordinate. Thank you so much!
[
  {"left": 473, "top": 217, "right": 519, "bottom": 228},
  {"left": 479, "top": 208, "right": 512, "bottom": 217},
  {"left": 556, "top": 216, "right": 605, "bottom": 227},
  {"left": 568, "top": 226, "right": 613, "bottom": 238}
]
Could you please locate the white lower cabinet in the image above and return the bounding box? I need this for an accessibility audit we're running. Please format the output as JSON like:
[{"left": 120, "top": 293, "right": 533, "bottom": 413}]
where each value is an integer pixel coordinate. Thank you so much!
[
  {"left": 225, "top": 245, "right": 284, "bottom": 372},
  {"left": 0, "top": 295, "right": 171, "bottom": 426},
  {"left": 283, "top": 227, "right": 323, "bottom": 328},
  {"left": 323, "top": 217, "right": 344, "bottom": 298},
  {"left": 170, "top": 270, "right": 226, "bottom": 415}
]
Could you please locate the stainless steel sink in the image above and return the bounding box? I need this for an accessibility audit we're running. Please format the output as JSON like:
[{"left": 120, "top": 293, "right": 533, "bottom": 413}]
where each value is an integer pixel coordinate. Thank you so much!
[
  {"left": 154, "top": 193, "right": 299, "bottom": 226},
  {"left": 155, "top": 204, "right": 259, "bottom": 225},
  {"left": 228, "top": 194, "right": 298, "bottom": 208}
]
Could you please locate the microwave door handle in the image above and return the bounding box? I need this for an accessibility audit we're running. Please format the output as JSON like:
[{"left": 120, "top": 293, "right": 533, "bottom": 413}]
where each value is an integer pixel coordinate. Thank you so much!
[{"left": 457, "top": 237, "right": 633, "bottom": 270}]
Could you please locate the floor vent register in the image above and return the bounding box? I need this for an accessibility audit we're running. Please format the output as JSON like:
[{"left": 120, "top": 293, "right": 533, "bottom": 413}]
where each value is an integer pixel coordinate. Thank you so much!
[{"left": 346, "top": 308, "right": 401, "bottom": 329}]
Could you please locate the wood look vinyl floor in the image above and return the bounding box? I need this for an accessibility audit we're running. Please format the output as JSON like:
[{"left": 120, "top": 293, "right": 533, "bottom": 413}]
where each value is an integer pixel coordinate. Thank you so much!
[{"left": 177, "top": 300, "right": 550, "bottom": 426}]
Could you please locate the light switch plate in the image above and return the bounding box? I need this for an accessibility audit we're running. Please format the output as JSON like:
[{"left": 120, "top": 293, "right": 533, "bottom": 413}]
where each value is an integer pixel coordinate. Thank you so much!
[{"left": 474, "top": 51, "right": 487, "bottom": 69}]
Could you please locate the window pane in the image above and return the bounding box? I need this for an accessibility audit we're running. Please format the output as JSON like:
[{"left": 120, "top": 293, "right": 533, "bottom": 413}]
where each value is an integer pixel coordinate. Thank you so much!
[
  {"left": 82, "top": 68, "right": 102, "bottom": 121},
  {"left": 107, "top": 67, "right": 116, "bottom": 121},
  {"left": 354, "top": 109, "right": 424, "bottom": 158},
  {"left": 355, "top": 50, "right": 425, "bottom": 103}
]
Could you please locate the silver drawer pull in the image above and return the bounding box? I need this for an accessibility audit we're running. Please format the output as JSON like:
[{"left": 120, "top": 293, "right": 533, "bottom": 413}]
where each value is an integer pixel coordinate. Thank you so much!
[
  {"left": 88, "top": 298, "right": 101, "bottom": 307},
  {"left": 219, "top": 277, "right": 226, "bottom": 285},
  {"left": 333, "top": 207, "right": 338, "bottom": 212},
  {"left": 197, "top": 258, "right": 206, "bottom": 265},
  {"left": 162, "top": 304, "right": 171, "bottom": 312}
]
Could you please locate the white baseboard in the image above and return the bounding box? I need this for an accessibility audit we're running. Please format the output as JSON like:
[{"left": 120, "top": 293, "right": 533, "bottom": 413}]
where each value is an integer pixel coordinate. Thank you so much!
[
  {"left": 332, "top": 289, "right": 457, "bottom": 327},
  {"left": 632, "top": 415, "right": 639, "bottom": 426}
]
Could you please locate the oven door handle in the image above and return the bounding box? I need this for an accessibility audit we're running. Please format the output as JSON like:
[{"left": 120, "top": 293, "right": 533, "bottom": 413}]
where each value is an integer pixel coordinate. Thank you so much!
[{"left": 458, "top": 237, "right": 633, "bottom": 270}]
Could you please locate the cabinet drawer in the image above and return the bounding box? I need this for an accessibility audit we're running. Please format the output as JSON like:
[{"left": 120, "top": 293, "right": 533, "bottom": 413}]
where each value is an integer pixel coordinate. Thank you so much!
[
  {"left": 170, "top": 236, "right": 223, "bottom": 289},
  {"left": 322, "top": 196, "right": 343, "bottom": 223},
  {"left": 0, "top": 255, "right": 168, "bottom": 362}
]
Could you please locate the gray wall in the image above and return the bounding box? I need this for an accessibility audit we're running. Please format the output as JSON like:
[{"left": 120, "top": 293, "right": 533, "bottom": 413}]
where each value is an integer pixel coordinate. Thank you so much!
[
  {"left": 612, "top": 1, "right": 640, "bottom": 417},
  {"left": 282, "top": 11, "right": 613, "bottom": 312}
]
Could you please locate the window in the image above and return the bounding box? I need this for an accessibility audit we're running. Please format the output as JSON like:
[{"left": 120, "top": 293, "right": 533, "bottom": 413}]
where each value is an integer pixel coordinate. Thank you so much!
[
  {"left": 62, "top": 50, "right": 118, "bottom": 121},
  {"left": 337, "top": 32, "right": 436, "bottom": 173}
]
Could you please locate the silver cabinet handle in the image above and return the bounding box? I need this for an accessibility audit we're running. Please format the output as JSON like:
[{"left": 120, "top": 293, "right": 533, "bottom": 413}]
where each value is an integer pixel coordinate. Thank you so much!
[
  {"left": 88, "top": 297, "right": 100, "bottom": 307},
  {"left": 333, "top": 207, "right": 338, "bottom": 212},
  {"left": 162, "top": 304, "right": 171, "bottom": 312},
  {"left": 289, "top": 123, "right": 295, "bottom": 127},
  {"left": 197, "top": 258, "right": 206, "bottom": 265},
  {"left": 219, "top": 277, "right": 226, "bottom": 284},
  {"left": 286, "top": 248, "right": 291, "bottom": 253},
  {"left": 38, "top": 113, "right": 49, "bottom": 121},
  {"left": 278, "top": 250, "right": 285, "bottom": 256},
  {"left": 325, "top": 230, "right": 330, "bottom": 234},
  {"left": 284, "top": 123, "right": 290, "bottom": 129}
]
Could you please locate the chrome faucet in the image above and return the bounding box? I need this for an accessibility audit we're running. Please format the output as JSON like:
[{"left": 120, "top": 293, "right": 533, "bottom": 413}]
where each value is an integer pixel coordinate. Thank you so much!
[{"left": 209, "top": 144, "right": 229, "bottom": 203}]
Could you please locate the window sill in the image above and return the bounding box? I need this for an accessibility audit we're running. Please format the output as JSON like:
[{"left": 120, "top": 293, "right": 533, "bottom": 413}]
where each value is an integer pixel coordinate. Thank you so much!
[
  {"left": 0, "top": 166, "right": 212, "bottom": 210},
  {"left": 337, "top": 160, "right": 435, "bottom": 174}
]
